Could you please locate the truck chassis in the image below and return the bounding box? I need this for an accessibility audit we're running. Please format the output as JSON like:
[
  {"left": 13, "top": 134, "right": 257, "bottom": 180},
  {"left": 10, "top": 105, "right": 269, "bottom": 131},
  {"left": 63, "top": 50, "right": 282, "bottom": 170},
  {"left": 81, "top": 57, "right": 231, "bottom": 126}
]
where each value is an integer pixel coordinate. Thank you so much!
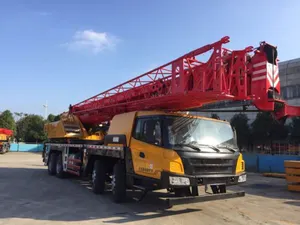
[{"left": 43, "top": 142, "right": 245, "bottom": 206}]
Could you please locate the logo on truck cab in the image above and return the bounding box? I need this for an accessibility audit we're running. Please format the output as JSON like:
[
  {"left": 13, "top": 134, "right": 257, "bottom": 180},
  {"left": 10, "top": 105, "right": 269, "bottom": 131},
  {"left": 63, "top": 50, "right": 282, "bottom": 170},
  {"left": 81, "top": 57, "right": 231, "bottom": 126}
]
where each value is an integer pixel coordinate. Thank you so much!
[{"left": 113, "top": 137, "right": 119, "bottom": 142}]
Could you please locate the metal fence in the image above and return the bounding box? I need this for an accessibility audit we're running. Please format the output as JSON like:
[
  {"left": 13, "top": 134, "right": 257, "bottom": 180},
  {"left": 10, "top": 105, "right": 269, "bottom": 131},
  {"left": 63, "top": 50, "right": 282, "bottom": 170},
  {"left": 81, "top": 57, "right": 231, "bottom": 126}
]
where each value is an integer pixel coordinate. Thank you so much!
[
  {"left": 10, "top": 143, "right": 43, "bottom": 152},
  {"left": 246, "top": 142, "right": 300, "bottom": 155}
]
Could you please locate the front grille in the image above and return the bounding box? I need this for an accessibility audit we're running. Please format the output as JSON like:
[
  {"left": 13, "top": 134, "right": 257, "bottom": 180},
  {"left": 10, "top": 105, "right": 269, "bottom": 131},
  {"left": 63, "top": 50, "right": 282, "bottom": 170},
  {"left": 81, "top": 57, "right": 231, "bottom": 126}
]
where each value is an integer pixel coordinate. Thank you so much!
[
  {"left": 183, "top": 157, "right": 236, "bottom": 175},
  {"left": 194, "top": 165, "right": 233, "bottom": 174},
  {"left": 190, "top": 158, "right": 233, "bottom": 165}
]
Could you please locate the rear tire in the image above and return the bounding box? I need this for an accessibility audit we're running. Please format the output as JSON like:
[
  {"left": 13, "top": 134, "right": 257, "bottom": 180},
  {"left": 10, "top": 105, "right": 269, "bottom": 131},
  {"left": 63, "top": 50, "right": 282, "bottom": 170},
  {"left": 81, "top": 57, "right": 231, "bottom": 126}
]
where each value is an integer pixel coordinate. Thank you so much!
[
  {"left": 112, "top": 161, "right": 126, "bottom": 203},
  {"left": 92, "top": 160, "right": 107, "bottom": 194},
  {"left": 56, "top": 153, "right": 65, "bottom": 178},
  {"left": 48, "top": 152, "right": 57, "bottom": 175}
]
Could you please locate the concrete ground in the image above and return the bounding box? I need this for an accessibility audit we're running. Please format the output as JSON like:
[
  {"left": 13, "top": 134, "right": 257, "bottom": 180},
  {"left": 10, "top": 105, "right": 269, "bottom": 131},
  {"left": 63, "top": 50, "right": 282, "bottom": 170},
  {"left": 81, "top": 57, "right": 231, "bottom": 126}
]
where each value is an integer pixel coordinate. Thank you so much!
[{"left": 0, "top": 153, "right": 300, "bottom": 225}]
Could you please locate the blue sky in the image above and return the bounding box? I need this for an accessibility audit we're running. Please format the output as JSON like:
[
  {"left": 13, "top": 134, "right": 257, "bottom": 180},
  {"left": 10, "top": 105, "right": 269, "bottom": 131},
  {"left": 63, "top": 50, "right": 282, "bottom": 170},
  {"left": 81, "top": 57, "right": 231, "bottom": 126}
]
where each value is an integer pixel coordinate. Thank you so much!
[{"left": 1, "top": 0, "right": 300, "bottom": 117}]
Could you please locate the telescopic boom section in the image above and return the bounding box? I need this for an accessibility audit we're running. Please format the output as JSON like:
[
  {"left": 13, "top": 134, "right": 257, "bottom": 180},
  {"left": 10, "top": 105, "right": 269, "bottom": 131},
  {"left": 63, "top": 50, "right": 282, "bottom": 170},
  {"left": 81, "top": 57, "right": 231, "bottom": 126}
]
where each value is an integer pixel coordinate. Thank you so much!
[{"left": 70, "top": 36, "right": 300, "bottom": 125}]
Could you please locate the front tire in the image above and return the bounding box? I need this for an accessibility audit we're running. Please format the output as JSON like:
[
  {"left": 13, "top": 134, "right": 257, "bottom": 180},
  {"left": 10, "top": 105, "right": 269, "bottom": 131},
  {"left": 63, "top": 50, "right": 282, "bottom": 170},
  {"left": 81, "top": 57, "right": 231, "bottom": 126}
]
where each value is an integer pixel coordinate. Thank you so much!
[
  {"left": 111, "top": 161, "right": 126, "bottom": 203},
  {"left": 56, "top": 153, "right": 65, "bottom": 178},
  {"left": 48, "top": 153, "right": 57, "bottom": 175},
  {"left": 92, "top": 160, "right": 107, "bottom": 194}
]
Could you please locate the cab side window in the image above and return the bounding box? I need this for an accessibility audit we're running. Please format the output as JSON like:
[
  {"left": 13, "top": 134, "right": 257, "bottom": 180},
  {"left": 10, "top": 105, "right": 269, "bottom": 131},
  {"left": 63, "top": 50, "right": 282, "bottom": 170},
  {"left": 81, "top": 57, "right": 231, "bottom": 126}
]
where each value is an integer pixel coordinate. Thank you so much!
[{"left": 133, "top": 118, "right": 162, "bottom": 146}]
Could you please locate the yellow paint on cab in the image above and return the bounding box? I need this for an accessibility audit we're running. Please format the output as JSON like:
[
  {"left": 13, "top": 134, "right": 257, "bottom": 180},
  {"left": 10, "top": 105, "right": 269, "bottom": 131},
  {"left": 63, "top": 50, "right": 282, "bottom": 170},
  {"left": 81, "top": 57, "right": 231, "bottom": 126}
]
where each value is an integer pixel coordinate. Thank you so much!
[
  {"left": 130, "top": 137, "right": 184, "bottom": 179},
  {"left": 163, "top": 149, "right": 184, "bottom": 175},
  {"left": 130, "top": 138, "right": 163, "bottom": 179},
  {"left": 235, "top": 153, "right": 245, "bottom": 174},
  {"left": 108, "top": 110, "right": 231, "bottom": 180},
  {"left": 107, "top": 111, "right": 137, "bottom": 146}
]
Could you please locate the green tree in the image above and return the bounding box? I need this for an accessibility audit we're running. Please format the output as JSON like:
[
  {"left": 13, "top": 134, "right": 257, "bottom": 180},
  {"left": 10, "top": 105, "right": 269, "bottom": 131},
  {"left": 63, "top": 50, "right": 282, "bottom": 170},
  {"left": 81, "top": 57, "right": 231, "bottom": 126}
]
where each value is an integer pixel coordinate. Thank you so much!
[
  {"left": 47, "top": 114, "right": 60, "bottom": 122},
  {"left": 16, "top": 114, "right": 47, "bottom": 142},
  {"left": 16, "top": 116, "right": 28, "bottom": 142},
  {"left": 289, "top": 117, "right": 300, "bottom": 143},
  {"left": 47, "top": 114, "right": 55, "bottom": 122},
  {"left": 210, "top": 113, "right": 220, "bottom": 120},
  {"left": 251, "top": 112, "right": 274, "bottom": 144},
  {"left": 230, "top": 113, "right": 250, "bottom": 149},
  {"left": 0, "top": 110, "right": 16, "bottom": 133},
  {"left": 251, "top": 112, "right": 288, "bottom": 145},
  {"left": 13, "top": 112, "right": 27, "bottom": 122}
]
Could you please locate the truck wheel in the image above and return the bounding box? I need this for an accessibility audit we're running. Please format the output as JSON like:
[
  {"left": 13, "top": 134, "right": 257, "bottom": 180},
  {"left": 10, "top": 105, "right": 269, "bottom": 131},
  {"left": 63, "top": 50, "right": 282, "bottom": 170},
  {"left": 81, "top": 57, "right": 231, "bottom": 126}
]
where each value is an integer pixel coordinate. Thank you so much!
[
  {"left": 56, "top": 153, "right": 65, "bottom": 178},
  {"left": 48, "top": 153, "right": 57, "bottom": 175},
  {"left": 3, "top": 144, "right": 8, "bottom": 153},
  {"left": 111, "top": 161, "right": 126, "bottom": 203},
  {"left": 92, "top": 160, "right": 106, "bottom": 194}
]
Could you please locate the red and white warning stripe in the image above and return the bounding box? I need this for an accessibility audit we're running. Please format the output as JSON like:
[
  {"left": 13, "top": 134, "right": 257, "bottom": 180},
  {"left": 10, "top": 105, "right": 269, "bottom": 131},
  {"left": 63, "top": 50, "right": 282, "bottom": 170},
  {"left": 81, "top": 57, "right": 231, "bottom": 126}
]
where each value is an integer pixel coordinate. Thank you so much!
[
  {"left": 252, "top": 61, "right": 279, "bottom": 88},
  {"left": 252, "top": 61, "right": 267, "bottom": 82},
  {"left": 267, "top": 62, "right": 279, "bottom": 87}
]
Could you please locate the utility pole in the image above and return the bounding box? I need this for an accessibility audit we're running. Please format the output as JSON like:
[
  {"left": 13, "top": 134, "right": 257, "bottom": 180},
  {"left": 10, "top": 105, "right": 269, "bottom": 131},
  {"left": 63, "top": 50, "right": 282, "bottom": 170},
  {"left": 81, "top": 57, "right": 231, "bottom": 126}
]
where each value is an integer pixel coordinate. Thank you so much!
[{"left": 43, "top": 101, "right": 48, "bottom": 119}]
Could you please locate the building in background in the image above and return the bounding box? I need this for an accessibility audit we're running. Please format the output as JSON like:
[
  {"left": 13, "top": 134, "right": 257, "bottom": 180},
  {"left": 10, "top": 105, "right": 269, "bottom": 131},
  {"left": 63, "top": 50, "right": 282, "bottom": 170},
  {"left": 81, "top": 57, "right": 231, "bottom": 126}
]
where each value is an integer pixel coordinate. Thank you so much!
[
  {"left": 279, "top": 58, "right": 300, "bottom": 105},
  {"left": 195, "top": 57, "right": 300, "bottom": 123}
]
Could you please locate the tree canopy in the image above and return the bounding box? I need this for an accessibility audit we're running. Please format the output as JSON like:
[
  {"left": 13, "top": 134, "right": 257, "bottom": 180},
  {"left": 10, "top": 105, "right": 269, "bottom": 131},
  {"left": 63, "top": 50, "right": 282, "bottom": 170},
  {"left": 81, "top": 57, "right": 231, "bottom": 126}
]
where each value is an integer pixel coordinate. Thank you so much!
[
  {"left": 210, "top": 113, "right": 220, "bottom": 120},
  {"left": 16, "top": 114, "right": 47, "bottom": 142},
  {"left": 0, "top": 110, "right": 16, "bottom": 133},
  {"left": 0, "top": 110, "right": 61, "bottom": 143},
  {"left": 289, "top": 117, "right": 300, "bottom": 143},
  {"left": 251, "top": 112, "right": 289, "bottom": 144},
  {"left": 230, "top": 113, "right": 250, "bottom": 149},
  {"left": 47, "top": 114, "right": 61, "bottom": 122}
]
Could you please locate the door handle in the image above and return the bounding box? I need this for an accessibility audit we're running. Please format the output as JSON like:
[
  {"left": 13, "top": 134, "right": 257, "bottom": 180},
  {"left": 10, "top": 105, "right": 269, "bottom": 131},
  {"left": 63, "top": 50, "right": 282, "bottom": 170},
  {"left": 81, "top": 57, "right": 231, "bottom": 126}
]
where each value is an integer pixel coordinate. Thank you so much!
[{"left": 139, "top": 152, "right": 145, "bottom": 158}]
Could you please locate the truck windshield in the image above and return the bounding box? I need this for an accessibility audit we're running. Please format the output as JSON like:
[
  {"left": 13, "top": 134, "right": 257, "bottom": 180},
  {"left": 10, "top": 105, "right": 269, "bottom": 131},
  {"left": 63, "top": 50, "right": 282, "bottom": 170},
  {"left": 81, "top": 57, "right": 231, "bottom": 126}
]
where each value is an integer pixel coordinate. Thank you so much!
[{"left": 163, "top": 116, "right": 238, "bottom": 151}]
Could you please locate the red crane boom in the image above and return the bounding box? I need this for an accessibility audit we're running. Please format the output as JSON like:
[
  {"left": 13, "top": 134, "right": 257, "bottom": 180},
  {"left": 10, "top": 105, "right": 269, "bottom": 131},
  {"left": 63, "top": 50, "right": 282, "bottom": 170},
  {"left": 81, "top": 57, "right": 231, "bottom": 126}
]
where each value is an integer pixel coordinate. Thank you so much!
[
  {"left": 70, "top": 36, "right": 300, "bottom": 125},
  {"left": 0, "top": 128, "right": 13, "bottom": 136}
]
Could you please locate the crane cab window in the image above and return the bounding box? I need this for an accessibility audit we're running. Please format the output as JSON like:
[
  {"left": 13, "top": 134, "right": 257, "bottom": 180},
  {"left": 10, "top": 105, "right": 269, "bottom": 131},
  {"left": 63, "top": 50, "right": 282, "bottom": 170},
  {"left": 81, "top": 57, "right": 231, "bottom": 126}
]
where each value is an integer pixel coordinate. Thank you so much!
[{"left": 133, "top": 117, "right": 162, "bottom": 146}]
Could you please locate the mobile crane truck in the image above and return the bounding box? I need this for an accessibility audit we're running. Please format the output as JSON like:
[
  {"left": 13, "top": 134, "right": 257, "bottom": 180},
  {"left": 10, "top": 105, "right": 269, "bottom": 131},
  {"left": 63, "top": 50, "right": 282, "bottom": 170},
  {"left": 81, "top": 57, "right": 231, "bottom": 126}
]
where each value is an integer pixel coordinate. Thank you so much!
[
  {"left": 0, "top": 128, "right": 13, "bottom": 154},
  {"left": 42, "top": 36, "right": 300, "bottom": 206}
]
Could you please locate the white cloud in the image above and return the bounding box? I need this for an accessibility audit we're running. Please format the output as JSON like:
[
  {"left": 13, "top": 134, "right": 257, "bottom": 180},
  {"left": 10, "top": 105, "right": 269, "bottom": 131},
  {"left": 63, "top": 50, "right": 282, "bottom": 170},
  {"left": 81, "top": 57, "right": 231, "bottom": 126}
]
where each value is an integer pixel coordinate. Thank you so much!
[{"left": 64, "top": 30, "right": 120, "bottom": 54}]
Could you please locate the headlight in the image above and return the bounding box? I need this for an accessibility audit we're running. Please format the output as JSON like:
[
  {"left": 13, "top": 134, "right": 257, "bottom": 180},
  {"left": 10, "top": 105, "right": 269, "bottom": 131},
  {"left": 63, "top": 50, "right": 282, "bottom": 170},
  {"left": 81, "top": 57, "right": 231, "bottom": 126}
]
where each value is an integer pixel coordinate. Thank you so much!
[
  {"left": 238, "top": 174, "right": 247, "bottom": 183},
  {"left": 169, "top": 176, "right": 190, "bottom": 186}
]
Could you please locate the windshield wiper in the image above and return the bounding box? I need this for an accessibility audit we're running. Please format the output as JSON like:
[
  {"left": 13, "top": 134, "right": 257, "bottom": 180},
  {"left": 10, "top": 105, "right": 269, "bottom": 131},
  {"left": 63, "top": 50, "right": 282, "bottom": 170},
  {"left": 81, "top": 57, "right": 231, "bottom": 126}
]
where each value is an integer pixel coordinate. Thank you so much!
[
  {"left": 174, "top": 143, "right": 201, "bottom": 151},
  {"left": 217, "top": 145, "right": 238, "bottom": 153},
  {"left": 188, "top": 142, "right": 220, "bottom": 153},
  {"left": 204, "top": 144, "right": 221, "bottom": 153}
]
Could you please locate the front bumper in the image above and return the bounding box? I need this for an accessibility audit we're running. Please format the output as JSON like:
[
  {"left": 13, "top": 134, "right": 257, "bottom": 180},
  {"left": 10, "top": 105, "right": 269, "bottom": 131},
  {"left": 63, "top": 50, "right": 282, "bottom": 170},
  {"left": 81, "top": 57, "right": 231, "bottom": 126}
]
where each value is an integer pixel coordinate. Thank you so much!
[
  {"left": 160, "top": 171, "right": 247, "bottom": 189},
  {"left": 159, "top": 171, "right": 246, "bottom": 206}
]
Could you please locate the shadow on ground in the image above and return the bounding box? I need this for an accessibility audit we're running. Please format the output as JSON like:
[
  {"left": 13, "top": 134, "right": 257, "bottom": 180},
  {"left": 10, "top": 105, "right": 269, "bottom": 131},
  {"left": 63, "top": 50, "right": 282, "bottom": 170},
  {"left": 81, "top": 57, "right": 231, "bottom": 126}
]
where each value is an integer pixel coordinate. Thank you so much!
[
  {"left": 1, "top": 165, "right": 299, "bottom": 223},
  {"left": 0, "top": 167, "right": 200, "bottom": 223},
  {"left": 284, "top": 200, "right": 300, "bottom": 207},
  {"left": 228, "top": 173, "right": 300, "bottom": 202}
]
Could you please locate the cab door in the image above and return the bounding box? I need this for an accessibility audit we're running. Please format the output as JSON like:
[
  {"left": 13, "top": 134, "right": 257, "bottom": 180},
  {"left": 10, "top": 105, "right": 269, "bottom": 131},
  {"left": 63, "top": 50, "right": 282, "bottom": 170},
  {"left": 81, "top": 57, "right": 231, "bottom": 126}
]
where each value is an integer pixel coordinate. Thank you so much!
[{"left": 130, "top": 116, "right": 164, "bottom": 180}]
